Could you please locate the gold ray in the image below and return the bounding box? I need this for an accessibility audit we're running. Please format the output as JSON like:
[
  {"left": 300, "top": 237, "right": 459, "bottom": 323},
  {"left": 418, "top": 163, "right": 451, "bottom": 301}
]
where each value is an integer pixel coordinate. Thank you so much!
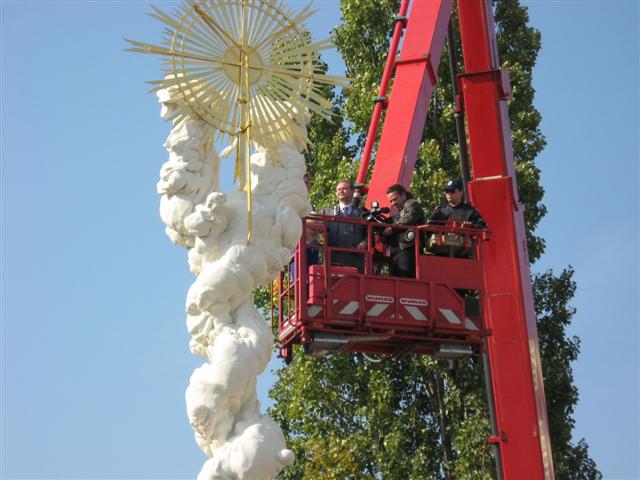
[
  {"left": 164, "top": 3, "right": 224, "bottom": 54},
  {"left": 125, "top": 40, "right": 221, "bottom": 65},
  {"left": 250, "top": 0, "right": 286, "bottom": 47},
  {"left": 270, "top": 38, "right": 334, "bottom": 63},
  {"left": 149, "top": 5, "right": 188, "bottom": 30},
  {"left": 260, "top": 63, "right": 348, "bottom": 86},
  {"left": 178, "top": 26, "right": 225, "bottom": 58},
  {"left": 191, "top": 2, "right": 242, "bottom": 52},
  {"left": 179, "top": 5, "right": 229, "bottom": 54},
  {"left": 255, "top": 92, "right": 291, "bottom": 130},
  {"left": 248, "top": 0, "right": 269, "bottom": 45},
  {"left": 216, "top": 2, "right": 237, "bottom": 48},
  {"left": 253, "top": 1, "right": 316, "bottom": 51}
]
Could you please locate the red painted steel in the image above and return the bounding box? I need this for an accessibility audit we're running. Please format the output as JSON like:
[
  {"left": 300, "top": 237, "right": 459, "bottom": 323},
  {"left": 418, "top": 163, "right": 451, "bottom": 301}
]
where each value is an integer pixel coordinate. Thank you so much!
[
  {"left": 366, "top": 0, "right": 454, "bottom": 208},
  {"left": 278, "top": 0, "right": 555, "bottom": 477},
  {"left": 458, "top": 0, "right": 555, "bottom": 478},
  {"left": 355, "top": 0, "right": 411, "bottom": 187},
  {"left": 277, "top": 216, "right": 488, "bottom": 357}
]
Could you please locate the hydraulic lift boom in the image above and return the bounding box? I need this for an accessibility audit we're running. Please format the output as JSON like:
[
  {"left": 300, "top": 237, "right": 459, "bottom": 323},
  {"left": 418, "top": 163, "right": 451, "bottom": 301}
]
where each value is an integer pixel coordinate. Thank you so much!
[{"left": 356, "top": 1, "right": 554, "bottom": 478}]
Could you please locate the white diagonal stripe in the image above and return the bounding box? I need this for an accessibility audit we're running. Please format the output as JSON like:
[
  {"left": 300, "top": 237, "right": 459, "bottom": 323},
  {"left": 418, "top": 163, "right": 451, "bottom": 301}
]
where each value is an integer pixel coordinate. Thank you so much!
[
  {"left": 280, "top": 324, "right": 295, "bottom": 338},
  {"left": 367, "top": 303, "right": 389, "bottom": 317},
  {"left": 308, "top": 305, "right": 322, "bottom": 317},
  {"left": 339, "top": 301, "right": 359, "bottom": 315},
  {"left": 405, "top": 306, "right": 427, "bottom": 321},
  {"left": 464, "top": 318, "right": 479, "bottom": 331},
  {"left": 439, "top": 308, "right": 462, "bottom": 325}
]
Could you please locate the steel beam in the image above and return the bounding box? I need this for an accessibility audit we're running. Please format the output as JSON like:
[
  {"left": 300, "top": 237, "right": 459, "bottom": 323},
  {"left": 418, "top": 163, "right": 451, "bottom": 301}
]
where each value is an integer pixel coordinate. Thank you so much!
[
  {"left": 366, "top": 0, "right": 454, "bottom": 207},
  {"left": 458, "top": 1, "right": 555, "bottom": 478}
]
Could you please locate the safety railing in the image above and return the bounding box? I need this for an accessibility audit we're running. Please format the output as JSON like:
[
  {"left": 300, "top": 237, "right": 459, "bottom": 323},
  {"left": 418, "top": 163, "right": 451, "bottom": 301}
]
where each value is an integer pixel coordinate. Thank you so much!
[{"left": 273, "top": 213, "right": 489, "bottom": 334}]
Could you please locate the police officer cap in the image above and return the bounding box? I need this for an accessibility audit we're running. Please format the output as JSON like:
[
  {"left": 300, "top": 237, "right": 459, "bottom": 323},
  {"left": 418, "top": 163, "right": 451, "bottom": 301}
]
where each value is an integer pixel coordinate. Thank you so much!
[{"left": 444, "top": 178, "right": 464, "bottom": 192}]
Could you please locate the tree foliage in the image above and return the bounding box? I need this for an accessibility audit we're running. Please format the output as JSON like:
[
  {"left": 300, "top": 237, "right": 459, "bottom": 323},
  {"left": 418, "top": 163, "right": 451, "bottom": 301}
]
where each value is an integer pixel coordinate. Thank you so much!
[
  {"left": 267, "top": 1, "right": 601, "bottom": 478},
  {"left": 303, "top": 87, "right": 357, "bottom": 210},
  {"left": 533, "top": 268, "right": 602, "bottom": 480}
]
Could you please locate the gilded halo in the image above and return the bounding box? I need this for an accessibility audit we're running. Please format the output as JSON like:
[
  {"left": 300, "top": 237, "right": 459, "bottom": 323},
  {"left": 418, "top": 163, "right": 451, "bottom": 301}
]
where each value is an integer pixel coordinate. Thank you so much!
[{"left": 126, "top": 0, "right": 347, "bottom": 151}]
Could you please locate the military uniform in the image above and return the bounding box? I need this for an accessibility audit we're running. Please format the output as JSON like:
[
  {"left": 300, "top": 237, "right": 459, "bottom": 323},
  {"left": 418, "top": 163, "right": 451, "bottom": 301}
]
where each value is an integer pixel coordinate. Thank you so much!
[
  {"left": 389, "top": 198, "right": 425, "bottom": 278},
  {"left": 320, "top": 203, "right": 366, "bottom": 271}
]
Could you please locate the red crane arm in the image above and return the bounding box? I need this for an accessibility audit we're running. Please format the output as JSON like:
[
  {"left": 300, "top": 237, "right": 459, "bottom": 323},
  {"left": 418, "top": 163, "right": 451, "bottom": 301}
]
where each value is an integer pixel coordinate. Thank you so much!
[
  {"left": 359, "top": 1, "right": 555, "bottom": 478},
  {"left": 458, "top": 2, "right": 554, "bottom": 478},
  {"left": 364, "top": 0, "right": 454, "bottom": 207},
  {"left": 355, "top": 0, "right": 411, "bottom": 189}
]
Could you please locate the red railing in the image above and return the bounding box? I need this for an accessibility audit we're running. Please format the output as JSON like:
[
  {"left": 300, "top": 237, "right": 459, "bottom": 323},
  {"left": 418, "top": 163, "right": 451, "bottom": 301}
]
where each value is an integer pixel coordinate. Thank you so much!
[{"left": 273, "top": 214, "right": 489, "bottom": 344}]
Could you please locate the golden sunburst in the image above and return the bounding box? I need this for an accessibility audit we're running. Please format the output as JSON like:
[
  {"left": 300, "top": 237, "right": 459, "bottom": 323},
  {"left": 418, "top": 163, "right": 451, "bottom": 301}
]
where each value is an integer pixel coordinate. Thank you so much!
[
  {"left": 126, "top": 0, "right": 347, "bottom": 242},
  {"left": 126, "top": 0, "right": 346, "bottom": 149}
]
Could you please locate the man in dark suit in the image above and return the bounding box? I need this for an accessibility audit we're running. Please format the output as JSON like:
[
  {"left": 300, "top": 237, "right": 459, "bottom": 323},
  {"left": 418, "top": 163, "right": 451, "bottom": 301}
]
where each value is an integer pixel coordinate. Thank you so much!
[{"left": 319, "top": 180, "right": 367, "bottom": 272}]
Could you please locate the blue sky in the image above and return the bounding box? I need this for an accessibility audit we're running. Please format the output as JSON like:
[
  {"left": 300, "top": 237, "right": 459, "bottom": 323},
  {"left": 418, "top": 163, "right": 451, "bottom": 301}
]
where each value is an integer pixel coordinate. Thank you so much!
[{"left": 1, "top": 1, "right": 637, "bottom": 479}]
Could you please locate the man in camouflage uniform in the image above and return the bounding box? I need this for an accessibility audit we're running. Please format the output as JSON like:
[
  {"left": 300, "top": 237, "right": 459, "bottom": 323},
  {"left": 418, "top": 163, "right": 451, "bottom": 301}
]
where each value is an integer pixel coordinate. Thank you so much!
[{"left": 382, "top": 184, "right": 425, "bottom": 278}]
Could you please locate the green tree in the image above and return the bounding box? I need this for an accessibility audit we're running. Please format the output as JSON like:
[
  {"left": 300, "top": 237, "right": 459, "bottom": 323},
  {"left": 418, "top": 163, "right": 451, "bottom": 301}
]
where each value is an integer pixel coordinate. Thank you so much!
[
  {"left": 268, "top": 1, "right": 601, "bottom": 478},
  {"left": 533, "top": 268, "right": 601, "bottom": 480},
  {"left": 303, "top": 87, "right": 357, "bottom": 209}
]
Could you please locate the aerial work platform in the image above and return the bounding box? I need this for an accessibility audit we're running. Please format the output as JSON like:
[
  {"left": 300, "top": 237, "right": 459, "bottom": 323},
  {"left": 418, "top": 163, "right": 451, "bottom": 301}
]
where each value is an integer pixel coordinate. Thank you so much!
[{"left": 276, "top": 215, "right": 490, "bottom": 360}]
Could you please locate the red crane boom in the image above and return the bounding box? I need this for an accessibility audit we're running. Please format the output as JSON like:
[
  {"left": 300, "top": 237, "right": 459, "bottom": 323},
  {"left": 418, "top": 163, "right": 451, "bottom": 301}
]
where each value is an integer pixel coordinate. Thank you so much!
[
  {"left": 278, "top": 1, "right": 555, "bottom": 477},
  {"left": 365, "top": 1, "right": 554, "bottom": 477}
]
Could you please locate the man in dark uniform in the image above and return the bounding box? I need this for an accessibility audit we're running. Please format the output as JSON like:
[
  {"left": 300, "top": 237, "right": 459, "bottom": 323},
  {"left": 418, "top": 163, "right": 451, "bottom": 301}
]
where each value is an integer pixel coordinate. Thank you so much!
[
  {"left": 429, "top": 178, "right": 486, "bottom": 227},
  {"left": 320, "top": 180, "right": 367, "bottom": 271},
  {"left": 428, "top": 178, "right": 486, "bottom": 258},
  {"left": 382, "top": 184, "right": 425, "bottom": 278}
]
